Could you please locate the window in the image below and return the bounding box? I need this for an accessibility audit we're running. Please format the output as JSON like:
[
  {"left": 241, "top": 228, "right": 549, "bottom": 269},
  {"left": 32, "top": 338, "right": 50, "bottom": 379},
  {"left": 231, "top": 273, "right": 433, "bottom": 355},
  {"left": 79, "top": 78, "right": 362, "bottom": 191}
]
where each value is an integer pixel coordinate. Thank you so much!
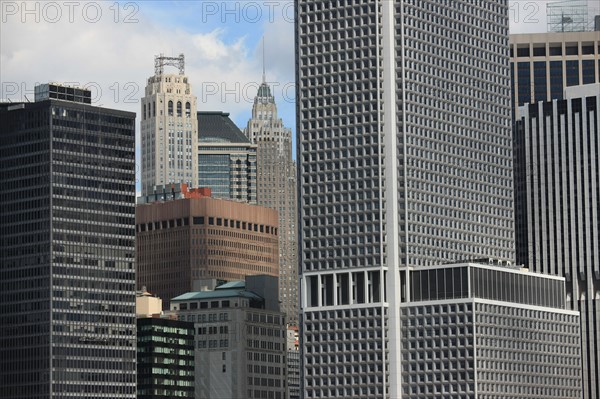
[
  {"left": 533, "top": 47, "right": 546, "bottom": 57},
  {"left": 168, "top": 100, "right": 173, "bottom": 116},
  {"left": 565, "top": 45, "right": 578, "bottom": 55},
  {"left": 517, "top": 47, "right": 530, "bottom": 57},
  {"left": 566, "top": 60, "right": 579, "bottom": 86}
]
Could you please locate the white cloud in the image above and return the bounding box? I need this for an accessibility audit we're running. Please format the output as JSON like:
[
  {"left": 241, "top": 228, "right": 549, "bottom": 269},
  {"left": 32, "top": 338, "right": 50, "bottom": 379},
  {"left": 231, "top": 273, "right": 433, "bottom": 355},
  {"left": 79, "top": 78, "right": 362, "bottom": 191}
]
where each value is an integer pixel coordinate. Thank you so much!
[
  {"left": 0, "top": 2, "right": 280, "bottom": 114},
  {"left": 0, "top": 1, "right": 288, "bottom": 188}
]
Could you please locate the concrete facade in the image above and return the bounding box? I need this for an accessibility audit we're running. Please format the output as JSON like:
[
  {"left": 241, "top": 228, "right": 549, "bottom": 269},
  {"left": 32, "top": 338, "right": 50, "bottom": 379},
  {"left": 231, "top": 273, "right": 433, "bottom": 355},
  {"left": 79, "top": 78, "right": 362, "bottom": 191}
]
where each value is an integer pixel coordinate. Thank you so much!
[
  {"left": 171, "top": 276, "right": 286, "bottom": 399},
  {"left": 509, "top": 31, "right": 600, "bottom": 118},
  {"left": 136, "top": 289, "right": 163, "bottom": 317},
  {"left": 296, "top": 1, "right": 514, "bottom": 398},
  {"left": 400, "top": 263, "right": 581, "bottom": 399},
  {"left": 136, "top": 196, "right": 279, "bottom": 309}
]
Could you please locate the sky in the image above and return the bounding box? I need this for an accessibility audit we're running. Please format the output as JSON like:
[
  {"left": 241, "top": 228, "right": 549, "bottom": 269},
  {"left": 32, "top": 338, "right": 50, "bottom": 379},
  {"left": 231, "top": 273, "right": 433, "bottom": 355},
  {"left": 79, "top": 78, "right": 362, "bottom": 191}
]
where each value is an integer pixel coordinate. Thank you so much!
[{"left": 1, "top": 0, "right": 597, "bottom": 184}]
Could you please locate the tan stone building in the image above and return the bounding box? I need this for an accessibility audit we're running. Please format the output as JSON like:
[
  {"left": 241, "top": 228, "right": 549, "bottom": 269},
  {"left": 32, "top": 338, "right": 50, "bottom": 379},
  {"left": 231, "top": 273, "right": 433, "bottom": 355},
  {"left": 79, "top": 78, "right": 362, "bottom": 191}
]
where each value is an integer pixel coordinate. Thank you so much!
[
  {"left": 136, "top": 190, "right": 279, "bottom": 309},
  {"left": 244, "top": 77, "right": 299, "bottom": 324},
  {"left": 136, "top": 289, "right": 162, "bottom": 317},
  {"left": 509, "top": 31, "right": 600, "bottom": 117},
  {"left": 140, "top": 54, "right": 198, "bottom": 196}
]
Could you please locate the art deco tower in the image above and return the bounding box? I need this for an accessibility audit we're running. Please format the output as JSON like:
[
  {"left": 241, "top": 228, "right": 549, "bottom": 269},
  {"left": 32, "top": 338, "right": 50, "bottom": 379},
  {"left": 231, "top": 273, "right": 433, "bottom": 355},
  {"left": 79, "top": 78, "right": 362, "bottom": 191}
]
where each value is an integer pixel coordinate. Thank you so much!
[
  {"left": 296, "top": 1, "right": 514, "bottom": 397},
  {"left": 141, "top": 54, "right": 198, "bottom": 197},
  {"left": 245, "top": 70, "right": 299, "bottom": 324}
]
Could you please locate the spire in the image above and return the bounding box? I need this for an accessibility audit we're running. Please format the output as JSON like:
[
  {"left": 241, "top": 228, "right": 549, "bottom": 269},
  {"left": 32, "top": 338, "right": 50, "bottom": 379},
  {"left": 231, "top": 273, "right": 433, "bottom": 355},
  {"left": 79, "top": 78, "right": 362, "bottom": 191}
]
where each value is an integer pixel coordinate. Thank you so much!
[
  {"left": 262, "top": 37, "right": 266, "bottom": 83},
  {"left": 256, "top": 36, "right": 274, "bottom": 104}
]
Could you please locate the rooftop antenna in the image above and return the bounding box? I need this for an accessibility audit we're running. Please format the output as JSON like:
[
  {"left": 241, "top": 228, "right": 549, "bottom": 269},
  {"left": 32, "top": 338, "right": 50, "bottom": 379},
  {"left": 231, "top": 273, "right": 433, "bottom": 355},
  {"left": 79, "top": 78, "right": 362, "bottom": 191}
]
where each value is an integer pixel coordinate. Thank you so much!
[
  {"left": 155, "top": 53, "right": 185, "bottom": 76},
  {"left": 262, "top": 37, "right": 266, "bottom": 83}
]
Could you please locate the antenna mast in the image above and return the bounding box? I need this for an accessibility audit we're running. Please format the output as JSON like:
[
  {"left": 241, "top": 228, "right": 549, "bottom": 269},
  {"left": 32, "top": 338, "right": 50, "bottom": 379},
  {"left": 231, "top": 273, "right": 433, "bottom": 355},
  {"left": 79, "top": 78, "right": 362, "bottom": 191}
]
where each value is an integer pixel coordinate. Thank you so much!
[
  {"left": 262, "top": 37, "right": 266, "bottom": 83},
  {"left": 155, "top": 53, "right": 185, "bottom": 75}
]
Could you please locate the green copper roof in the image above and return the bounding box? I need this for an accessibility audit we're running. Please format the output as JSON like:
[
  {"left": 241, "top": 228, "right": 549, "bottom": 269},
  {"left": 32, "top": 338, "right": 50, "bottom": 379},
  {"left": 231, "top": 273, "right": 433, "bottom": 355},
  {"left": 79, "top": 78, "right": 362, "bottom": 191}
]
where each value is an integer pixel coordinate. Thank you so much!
[
  {"left": 171, "top": 288, "right": 262, "bottom": 302},
  {"left": 216, "top": 281, "right": 246, "bottom": 290},
  {"left": 256, "top": 82, "right": 274, "bottom": 103}
]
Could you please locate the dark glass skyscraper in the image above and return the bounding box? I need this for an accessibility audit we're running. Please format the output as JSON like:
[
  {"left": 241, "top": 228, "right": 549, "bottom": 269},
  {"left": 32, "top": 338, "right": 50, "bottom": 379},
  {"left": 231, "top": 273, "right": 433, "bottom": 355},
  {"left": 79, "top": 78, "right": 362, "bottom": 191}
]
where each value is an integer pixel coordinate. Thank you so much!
[
  {"left": 137, "top": 317, "right": 195, "bottom": 399},
  {"left": 514, "top": 84, "right": 600, "bottom": 399},
  {"left": 0, "top": 84, "right": 137, "bottom": 398}
]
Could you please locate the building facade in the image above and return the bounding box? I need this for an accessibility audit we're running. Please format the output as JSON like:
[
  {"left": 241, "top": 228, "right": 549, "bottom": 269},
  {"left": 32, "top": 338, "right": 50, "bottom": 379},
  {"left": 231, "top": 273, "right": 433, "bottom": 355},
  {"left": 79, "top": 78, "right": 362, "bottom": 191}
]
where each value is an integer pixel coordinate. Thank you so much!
[
  {"left": 296, "top": 1, "right": 514, "bottom": 397},
  {"left": 141, "top": 54, "right": 198, "bottom": 197},
  {"left": 136, "top": 288, "right": 163, "bottom": 318},
  {"left": 509, "top": 31, "right": 600, "bottom": 117},
  {"left": 286, "top": 326, "right": 300, "bottom": 399},
  {"left": 244, "top": 79, "right": 299, "bottom": 324},
  {"left": 198, "top": 111, "right": 257, "bottom": 203},
  {"left": 136, "top": 191, "right": 279, "bottom": 309},
  {"left": 399, "top": 262, "right": 581, "bottom": 399},
  {"left": 515, "top": 84, "right": 599, "bottom": 399},
  {"left": 0, "top": 84, "right": 137, "bottom": 398},
  {"left": 170, "top": 275, "right": 287, "bottom": 399},
  {"left": 137, "top": 317, "right": 195, "bottom": 399}
]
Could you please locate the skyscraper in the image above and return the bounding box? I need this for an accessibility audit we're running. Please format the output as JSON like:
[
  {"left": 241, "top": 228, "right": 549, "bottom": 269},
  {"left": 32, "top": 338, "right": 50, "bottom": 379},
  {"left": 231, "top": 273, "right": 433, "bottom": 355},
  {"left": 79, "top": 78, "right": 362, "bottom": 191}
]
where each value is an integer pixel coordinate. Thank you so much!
[
  {"left": 141, "top": 54, "right": 198, "bottom": 197},
  {"left": 245, "top": 76, "right": 299, "bottom": 324},
  {"left": 0, "top": 83, "right": 137, "bottom": 398},
  {"left": 509, "top": 31, "right": 600, "bottom": 118},
  {"left": 136, "top": 185, "right": 279, "bottom": 309},
  {"left": 296, "top": 1, "right": 514, "bottom": 397},
  {"left": 515, "top": 83, "right": 599, "bottom": 399},
  {"left": 198, "top": 111, "right": 257, "bottom": 203}
]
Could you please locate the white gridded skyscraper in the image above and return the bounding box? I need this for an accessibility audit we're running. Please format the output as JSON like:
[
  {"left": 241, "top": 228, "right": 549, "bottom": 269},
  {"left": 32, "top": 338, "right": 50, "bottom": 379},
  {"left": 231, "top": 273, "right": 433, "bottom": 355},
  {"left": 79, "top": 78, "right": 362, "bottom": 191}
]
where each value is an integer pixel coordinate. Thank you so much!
[
  {"left": 141, "top": 54, "right": 198, "bottom": 197},
  {"left": 296, "top": 1, "right": 514, "bottom": 398}
]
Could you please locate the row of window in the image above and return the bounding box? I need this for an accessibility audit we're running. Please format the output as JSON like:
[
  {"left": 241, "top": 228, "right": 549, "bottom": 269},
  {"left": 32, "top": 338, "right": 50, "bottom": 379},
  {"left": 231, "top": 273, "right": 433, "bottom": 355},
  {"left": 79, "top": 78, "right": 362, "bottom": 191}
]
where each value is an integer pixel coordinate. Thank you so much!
[{"left": 512, "top": 44, "right": 598, "bottom": 57}]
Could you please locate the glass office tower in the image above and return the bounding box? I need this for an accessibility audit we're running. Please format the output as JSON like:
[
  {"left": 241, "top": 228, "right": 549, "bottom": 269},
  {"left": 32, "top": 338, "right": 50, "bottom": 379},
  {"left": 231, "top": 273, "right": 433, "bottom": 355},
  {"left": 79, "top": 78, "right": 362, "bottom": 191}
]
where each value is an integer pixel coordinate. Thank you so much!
[{"left": 0, "top": 84, "right": 137, "bottom": 398}]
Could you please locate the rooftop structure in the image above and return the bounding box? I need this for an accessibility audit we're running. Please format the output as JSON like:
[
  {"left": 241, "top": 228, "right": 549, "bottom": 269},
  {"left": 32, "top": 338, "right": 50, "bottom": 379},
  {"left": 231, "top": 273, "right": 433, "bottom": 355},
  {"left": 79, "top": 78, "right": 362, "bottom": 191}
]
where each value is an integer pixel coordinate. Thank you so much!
[
  {"left": 33, "top": 83, "right": 91, "bottom": 104},
  {"left": 547, "top": 1, "right": 599, "bottom": 32},
  {"left": 138, "top": 182, "right": 212, "bottom": 204}
]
